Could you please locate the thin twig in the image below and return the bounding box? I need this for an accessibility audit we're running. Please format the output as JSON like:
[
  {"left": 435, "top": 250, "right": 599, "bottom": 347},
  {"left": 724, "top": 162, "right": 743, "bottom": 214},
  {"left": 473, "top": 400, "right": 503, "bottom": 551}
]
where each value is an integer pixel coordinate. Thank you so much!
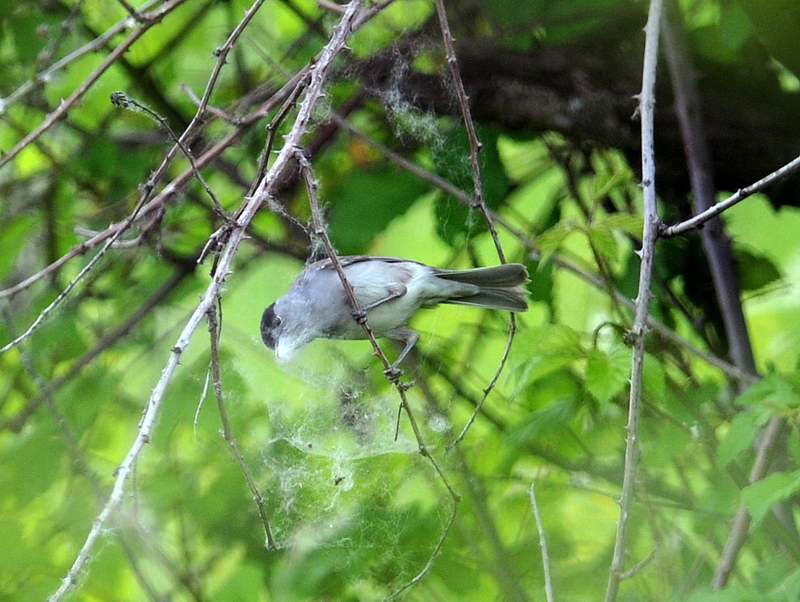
[
  {"left": 0, "top": 0, "right": 163, "bottom": 113},
  {"left": 661, "top": 154, "right": 800, "bottom": 237},
  {"left": 333, "top": 114, "right": 754, "bottom": 385},
  {"left": 604, "top": 1, "right": 664, "bottom": 601},
  {"left": 110, "top": 92, "right": 227, "bottom": 217},
  {"left": 530, "top": 481, "right": 555, "bottom": 602},
  {"left": 294, "top": 148, "right": 461, "bottom": 502},
  {"left": 620, "top": 547, "right": 657, "bottom": 579},
  {"left": 0, "top": 261, "right": 194, "bottom": 432},
  {"left": 433, "top": 0, "right": 517, "bottom": 446},
  {"left": 47, "top": 3, "right": 367, "bottom": 599},
  {"left": 712, "top": 416, "right": 787, "bottom": 587},
  {"left": 386, "top": 368, "right": 520, "bottom": 601},
  {"left": 433, "top": 0, "right": 504, "bottom": 263},
  {"left": 0, "top": 0, "right": 189, "bottom": 171},
  {"left": 206, "top": 303, "right": 276, "bottom": 549},
  {"left": 0, "top": 65, "right": 309, "bottom": 302},
  {"left": 0, "top": 189, "right": 152, "bottom": 354}
]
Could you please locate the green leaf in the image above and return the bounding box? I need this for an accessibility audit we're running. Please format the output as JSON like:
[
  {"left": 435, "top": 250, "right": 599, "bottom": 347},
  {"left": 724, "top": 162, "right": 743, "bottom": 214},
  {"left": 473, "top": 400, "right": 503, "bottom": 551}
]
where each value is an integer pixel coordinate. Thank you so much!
[
  {"left": 537, "top": 220, "right": 578, "bottom": 263},
  {"left": 585, "top": 346, "right": 630, "bottom": 404},
  {"left": 597, "top": 213, "right": 643, "bottom": 238},
  {"left": 735, "top": 373, "right": 800, "bottom": 412},
  {"left": 742, "top": 469, "right": 800, "bottom": 527},
  {"left": 735, "top": 248, "right": 782, "bottom": 292},
  {"left": 505, "top": 398, "right": 577, "bottom": 447},
  {"left": 329, "top": 168, "right": 427, "bottom": 253},
  {"left": 737, "top": 0, "right": 800, "bottom": 78},
  {"left": 717, "top": 406, "right": 772, "bottom": 467},
  {"left": 587, "top": 224, "right": 618, "bottom": 266}
]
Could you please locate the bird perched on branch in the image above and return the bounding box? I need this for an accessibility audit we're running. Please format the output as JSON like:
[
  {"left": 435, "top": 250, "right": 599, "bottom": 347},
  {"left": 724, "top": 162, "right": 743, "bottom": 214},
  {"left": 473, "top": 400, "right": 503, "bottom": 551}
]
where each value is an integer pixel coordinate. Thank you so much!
[{"left": 261, "top": 255, "right": 529, "bottom": 371}]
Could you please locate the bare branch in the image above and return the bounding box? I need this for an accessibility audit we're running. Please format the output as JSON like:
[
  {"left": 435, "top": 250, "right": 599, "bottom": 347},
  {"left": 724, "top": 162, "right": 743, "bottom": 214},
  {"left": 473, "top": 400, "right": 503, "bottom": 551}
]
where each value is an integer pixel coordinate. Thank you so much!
[
  {"left": 47, "top": 3, "right": 367, "bottom": 599},
  {"left": 530, "top": 481, "right": 556, "bottom": 602},
  {"left": 605, "top": 1, "right": 664, "bottom": 600},
  {"left": 431, "top": 2, "right": 519, "bottom": 446},
  {"left": 0, "top": 0, "right": 189, "bottom": 171},
  {"left": 662, "top": 153, "right": 800, "bottom": 237},
  {"left": 206, "top": 303, "right": 276, "bottom": 549},
  {"left": 0, "top": 0, "right": 163, "bottom": 113}
]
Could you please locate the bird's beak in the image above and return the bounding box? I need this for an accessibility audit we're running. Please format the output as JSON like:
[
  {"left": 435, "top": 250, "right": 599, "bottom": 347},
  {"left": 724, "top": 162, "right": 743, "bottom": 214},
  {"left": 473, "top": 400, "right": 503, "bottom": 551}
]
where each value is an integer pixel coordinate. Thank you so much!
[{"left": 275, "top": 338, "right": 296, "bottom": 361}]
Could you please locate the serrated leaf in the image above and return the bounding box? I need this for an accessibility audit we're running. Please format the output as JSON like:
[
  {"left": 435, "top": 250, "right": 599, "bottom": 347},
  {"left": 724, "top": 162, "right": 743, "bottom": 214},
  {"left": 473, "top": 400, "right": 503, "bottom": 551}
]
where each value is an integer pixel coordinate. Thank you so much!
[
  {"left": 735, "top": 248, "right": 782, "bottom": 292},
  {"left": 505, "top": 398, "right": 577, "bottom": 446},
  {"left": 329, "top": 168, "right": 427, "bottom": 253},
  {"left": 587, "top": 171, "right": 631, "bottom": 202},
  {"left": 585, "top": 346, "right": 630, "bottom": 404},
  {"left": 537, "top": 220, "right": 578, "bottom": 263},
  {"left": 537, "top": 324, "right": 584, "bottom": 355},
  {"left": 588, "top": 224, "right": 619, "bottom": 266},
  {"left": 717, "top": 406, "right": 772, "bottom": 467},
  {"left": 643, "top": 353, "right": 666, "bottom": 401},
  {"left": 509, "top": 325, "right": 584, "bottom": 400},
  {"left": 742, "top": 469, "right": 800, "bottom": 527},
  {"left": 734, "top": 373, "right": 800, "bottom": 411},
  {"left": 598, "top": 213, "right": 644, "bottom": 238}
]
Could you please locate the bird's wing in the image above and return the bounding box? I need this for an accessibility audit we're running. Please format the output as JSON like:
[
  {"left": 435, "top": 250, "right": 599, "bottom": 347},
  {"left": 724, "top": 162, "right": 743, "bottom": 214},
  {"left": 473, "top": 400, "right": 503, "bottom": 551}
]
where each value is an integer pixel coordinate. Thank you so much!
[{"left": 310, "top": 255, "right": 426, "bottom": 270}]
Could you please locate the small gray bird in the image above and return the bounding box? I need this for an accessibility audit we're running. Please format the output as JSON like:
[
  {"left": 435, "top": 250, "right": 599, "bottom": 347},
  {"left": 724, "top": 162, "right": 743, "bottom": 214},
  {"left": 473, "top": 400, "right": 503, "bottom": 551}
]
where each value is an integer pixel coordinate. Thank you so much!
[{"left": 261, "top": 255, "right": 529, "bottom": 370}]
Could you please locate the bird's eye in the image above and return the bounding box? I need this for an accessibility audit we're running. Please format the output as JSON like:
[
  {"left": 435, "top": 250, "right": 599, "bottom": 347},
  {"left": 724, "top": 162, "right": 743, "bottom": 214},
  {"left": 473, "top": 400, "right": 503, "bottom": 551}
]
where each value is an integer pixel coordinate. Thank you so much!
[{"left": 261, "top": 304, "right": 281, "bottom": 349}]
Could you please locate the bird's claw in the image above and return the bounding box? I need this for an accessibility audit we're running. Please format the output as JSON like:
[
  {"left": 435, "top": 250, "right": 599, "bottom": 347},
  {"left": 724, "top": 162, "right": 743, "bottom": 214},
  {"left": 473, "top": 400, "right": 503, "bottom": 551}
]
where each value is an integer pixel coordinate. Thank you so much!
[
  {"left": 384, "top": 365, "right": 403, "bottom": 381},
  {"left": 384, "top": 366, "right": 414, "bottom": 390}
]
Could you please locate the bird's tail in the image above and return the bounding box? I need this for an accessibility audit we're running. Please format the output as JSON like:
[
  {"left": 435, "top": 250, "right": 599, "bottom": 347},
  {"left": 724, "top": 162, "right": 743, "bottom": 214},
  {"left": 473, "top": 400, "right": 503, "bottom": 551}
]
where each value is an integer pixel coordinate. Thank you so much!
[{"left": 434, "top": 263, "right": 529, "bottom": 312}]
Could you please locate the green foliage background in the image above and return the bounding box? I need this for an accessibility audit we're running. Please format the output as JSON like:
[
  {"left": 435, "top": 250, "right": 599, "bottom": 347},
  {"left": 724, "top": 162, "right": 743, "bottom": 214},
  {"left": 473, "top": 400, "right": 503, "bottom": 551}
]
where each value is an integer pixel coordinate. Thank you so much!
[{"left": 2, "top": 0, "right": 800, "bottom": 600}]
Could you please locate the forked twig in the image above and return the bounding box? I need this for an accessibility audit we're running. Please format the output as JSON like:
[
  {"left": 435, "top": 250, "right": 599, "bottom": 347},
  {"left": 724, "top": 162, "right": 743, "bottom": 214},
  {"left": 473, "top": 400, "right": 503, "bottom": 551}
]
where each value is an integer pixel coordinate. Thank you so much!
[
  {"left": 0, "top": 0, "right": 190, "bottom": 171},
  {"left": 110, "top": 92, "right": 227, "bottom": 217},
  {"left": 47, "top": 3, "right": 367, "bottom": 599},
  {"left": 206, "top": 303, "right": 276, "bottom": 549},
  {"left": 433, "top": 0, "right": 517, "bottom": 446},
  {"left": 293, "top": 148, "right": 461, "bottom": 594}
]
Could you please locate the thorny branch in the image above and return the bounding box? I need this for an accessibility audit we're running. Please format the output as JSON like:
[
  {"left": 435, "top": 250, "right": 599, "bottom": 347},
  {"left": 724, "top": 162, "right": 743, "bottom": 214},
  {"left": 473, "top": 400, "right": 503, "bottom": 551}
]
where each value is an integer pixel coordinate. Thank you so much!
[
  {"left": 605, "top": 1, "right": 663, "bottom": 600},
  {"left": 332, "top": 115, "right": 754, "bottom": 386},
  {"left": 47, "top": 3, "right": 368, "bottom": 599},
  {"left": 0, "top": 0, "right": 190, "bottom": 171},
  {"left": 294, "top": 148, "right": 461, "bottom": 596},
  {"left": 206, "top": 303, "right": 276, "bottom": 549},
  {"left": 433, "top": 0, "right": 518, "bottom": 447}
]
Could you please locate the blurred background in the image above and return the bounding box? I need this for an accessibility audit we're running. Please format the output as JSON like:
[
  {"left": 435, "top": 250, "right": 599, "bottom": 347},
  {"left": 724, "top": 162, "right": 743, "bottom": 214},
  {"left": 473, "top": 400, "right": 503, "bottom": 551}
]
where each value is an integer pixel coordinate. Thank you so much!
[{"left": 2, "top": 0, "right": 800, "bottom": 600}]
